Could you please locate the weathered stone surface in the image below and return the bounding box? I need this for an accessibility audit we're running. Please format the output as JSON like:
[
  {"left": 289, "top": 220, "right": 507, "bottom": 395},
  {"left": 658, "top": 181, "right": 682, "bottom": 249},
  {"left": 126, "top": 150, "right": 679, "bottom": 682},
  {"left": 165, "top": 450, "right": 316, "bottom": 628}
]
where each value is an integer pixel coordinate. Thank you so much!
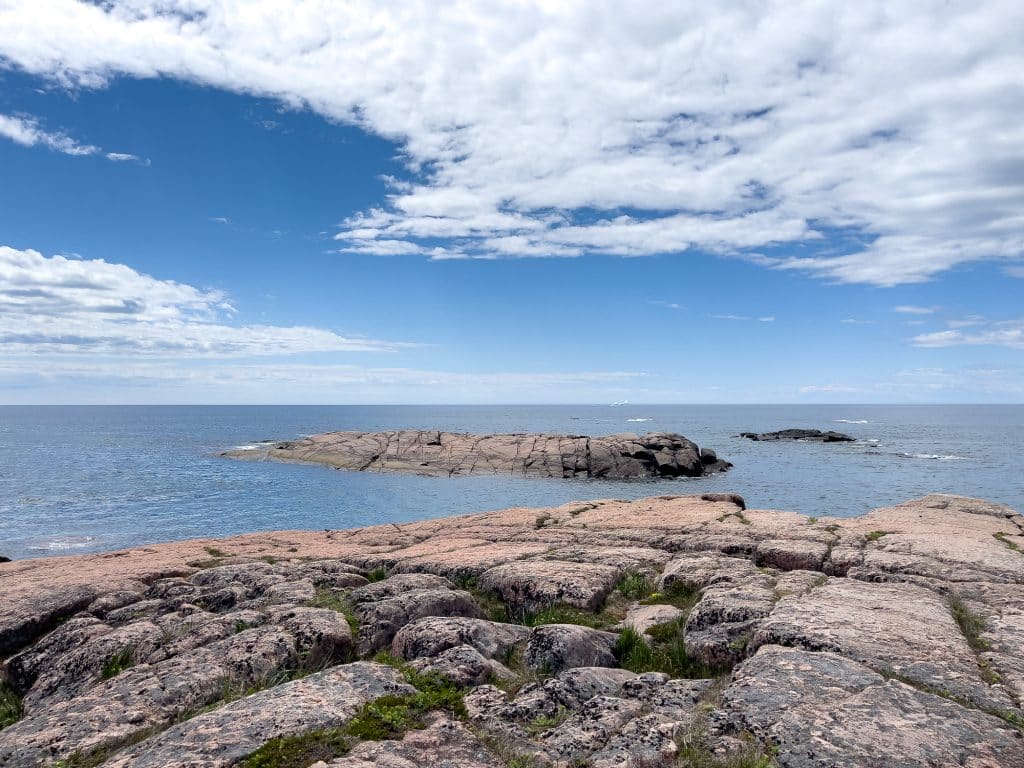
[
  {"left": 478, "top": 560, "right": 622, "bottom": 612},
  {"left": 391, "top": 616, "right": 530, "bottom": 661},
  {"left": 522, "top": 624, "right": 618, "bottom": 674},
  {"left": 107, "top": 662, "right": 412, "bottom": 768},
  {"left": 740, "top": 429, "right": 855, "bottom": 442},
  {"left": 317, "top": 713, "right": 503, "bottom": 768},
  {"left": 224, "top": 429, "right": 731, "bottom": 478},
  {"left": 2, "top": 492, "right": 1022, "bottom": 767},
  {"left": 407, "top": 644, "right": 515, "bottom": 687},
  {"left": 620, "top": 603, "right": 686, "bottom": 636},
  {"left": 752, "top": 578, "right": 1014, "bottom": 711},
  {"left": 349, "top": 574, "right": 482, "bottom": 653},
  {"left": 717, "top": 645, "right": 1024, "bottom": 768}
]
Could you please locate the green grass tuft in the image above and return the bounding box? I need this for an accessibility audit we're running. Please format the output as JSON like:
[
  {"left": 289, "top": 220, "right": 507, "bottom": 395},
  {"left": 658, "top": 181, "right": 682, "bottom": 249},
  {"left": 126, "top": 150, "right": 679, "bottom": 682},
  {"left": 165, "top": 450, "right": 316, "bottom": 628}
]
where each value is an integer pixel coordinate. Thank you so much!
[
  {"left": 236, "top": 728, "right": 351, "bottom": 768},
  {"left": 617, "top": 569, "right": 653, "bottom": 600},
  {"left": 994, "top": 532, "right": 1023, "bottom": 554},
  {"left": 204, "top": 546, "right": 229, "bottom": 558},
  {"left": 101, "top": 648, "right": 134, "bottom": 680},
  {"left": 614, "top": 620, "right": 727, "bottom": 679},
  {"left": 0, "top": 681, "right": 23, "bottom": 730},
  {"left": 949, "top": 595, "right": 991, "bottom": 652},
  {"left": 865, "top": 530, "right": 889, "bottom": 542},
  {"left": 365, "top": 567, "right": 388, "bottom": 582},
  {"left": 642, "top": 580, "right": 702, "bottom": 613}
]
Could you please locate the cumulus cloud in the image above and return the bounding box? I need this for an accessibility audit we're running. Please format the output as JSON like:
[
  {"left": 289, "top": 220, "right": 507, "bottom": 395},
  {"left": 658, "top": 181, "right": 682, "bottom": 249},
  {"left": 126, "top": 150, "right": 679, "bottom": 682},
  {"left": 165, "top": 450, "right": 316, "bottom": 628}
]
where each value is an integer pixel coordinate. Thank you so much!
[
  {"left": 893, "top": 305, "right": 937, "bottom": 315},
  {"left": 0, "top": 245, "right": 402, "bottom": 356},
  {"left": 912, "top": 320, "right": 1024, "bottom": 350},
  {"left": 0, "top": 2, "right": 1022, "bottom": 284}
]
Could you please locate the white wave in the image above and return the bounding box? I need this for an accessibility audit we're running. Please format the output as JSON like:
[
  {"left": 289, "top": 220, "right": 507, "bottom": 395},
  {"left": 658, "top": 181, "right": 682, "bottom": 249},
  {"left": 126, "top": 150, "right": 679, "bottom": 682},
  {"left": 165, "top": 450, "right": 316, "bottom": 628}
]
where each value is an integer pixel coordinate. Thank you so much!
[
  {"left": 28, "top": 536, "right": 97, "bottom": 552},
  {"left": 835, "top": 419, "right": 869, "bottom": 424},
  {"left": 901, "top": 452, "right": 966, "bottom": 461},
  {"left": 626, "top": 418, "right": 652, "bottom": 422}
]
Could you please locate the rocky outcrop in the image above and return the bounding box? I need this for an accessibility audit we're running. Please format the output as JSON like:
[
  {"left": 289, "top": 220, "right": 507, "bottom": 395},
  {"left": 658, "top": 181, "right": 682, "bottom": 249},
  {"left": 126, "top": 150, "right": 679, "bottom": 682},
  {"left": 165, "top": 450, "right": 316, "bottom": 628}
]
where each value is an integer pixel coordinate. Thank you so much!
[
  {"left": 1, "top": 493, "right": 1023, "bottom": 767},
  {"left": 223, "top": 429, "right": 732, "bottom": 478},
  {"left": 740, "top": 428, "right": 855, "bottom": 442}
]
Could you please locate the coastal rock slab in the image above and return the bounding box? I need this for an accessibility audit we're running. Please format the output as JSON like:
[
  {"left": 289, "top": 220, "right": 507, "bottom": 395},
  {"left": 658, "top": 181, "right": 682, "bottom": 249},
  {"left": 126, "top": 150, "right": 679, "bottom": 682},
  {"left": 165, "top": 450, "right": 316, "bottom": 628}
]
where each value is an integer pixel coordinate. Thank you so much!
[
  {"left": 751, "top": 579, "right": 1014, "bottom": 711},
  {"left": 223, "top": 429, "right": 731, "bottom": 479},
  {"left": 522, "top": 624, "right": 618, "bottom": 674},
  {"left": 717, "top": 645, "right": 1024, "bottom": 768},
  {"left": 478, "top": 560, "right": 621, "bottom": 612},
  {"left": 391, "top": 616, "right": 530, "bottom": 661},
  {"left": 740, "top": 429, "right": 854, "bottom": 442},
  {"left": 106, "top": 662, "right": 413, "bottom": 768}
]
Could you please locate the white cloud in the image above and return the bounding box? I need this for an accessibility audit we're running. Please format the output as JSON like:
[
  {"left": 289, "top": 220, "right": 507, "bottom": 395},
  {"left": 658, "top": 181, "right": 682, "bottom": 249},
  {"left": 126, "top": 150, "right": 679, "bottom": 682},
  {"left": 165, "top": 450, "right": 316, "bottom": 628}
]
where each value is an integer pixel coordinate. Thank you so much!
[
  {"left": 758, "top": 316, "right": 775, "bottom": 323},
  {"left": 0, "top": 245, "right": 403, "bottom": 356},
  {"left": 1004, "top": 265, "right": 1024, "bottom": 279},
  {"left": 841, "top": 318, "right": 874, "bottom": 325},
  {"left": 0, "top": 2, "right": 1021, "bottom": 284},
  {"left": 0, "top": 111, "right": 99, "bottom": 155},
  {"left": 798, "top": 384, "right": 862, "bottom": 394},
  {"left": 0, "top": 111, "right": 145, "bottom": 162},
  {"left": 893, "top": 305, "right": 937, "bottom": 315},
  {"left": 0, "top": 358, "right": 645, "bottom": 404},
  {"left": 911, "top": 319, "right": 1024, "bottom": 350}
]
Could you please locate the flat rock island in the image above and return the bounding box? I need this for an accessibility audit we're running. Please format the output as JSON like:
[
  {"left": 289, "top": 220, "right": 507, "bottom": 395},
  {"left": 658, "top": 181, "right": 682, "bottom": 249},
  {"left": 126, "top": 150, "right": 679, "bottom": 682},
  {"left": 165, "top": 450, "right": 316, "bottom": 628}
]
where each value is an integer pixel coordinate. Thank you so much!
[
  {"left": 1, "top": 493, "right": 1022, "bottom": 767},
  {"left": 223, "top": 430, "right": 732, "bottom": 478}
]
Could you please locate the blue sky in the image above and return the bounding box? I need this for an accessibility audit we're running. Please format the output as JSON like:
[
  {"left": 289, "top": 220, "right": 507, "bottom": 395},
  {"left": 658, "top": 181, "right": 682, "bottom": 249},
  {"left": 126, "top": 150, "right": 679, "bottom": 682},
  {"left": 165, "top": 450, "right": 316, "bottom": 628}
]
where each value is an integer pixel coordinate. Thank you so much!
[{"left": 0, "top": 2, "right": 1022, "bottom": 403}]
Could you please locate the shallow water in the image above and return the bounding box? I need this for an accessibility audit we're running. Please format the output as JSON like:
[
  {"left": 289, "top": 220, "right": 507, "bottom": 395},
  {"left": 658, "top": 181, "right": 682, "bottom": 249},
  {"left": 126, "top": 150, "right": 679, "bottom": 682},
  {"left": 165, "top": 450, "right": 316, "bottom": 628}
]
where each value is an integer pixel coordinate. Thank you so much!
[{"left": 1, "top": 404, "right": 1021, "bottom": 560}]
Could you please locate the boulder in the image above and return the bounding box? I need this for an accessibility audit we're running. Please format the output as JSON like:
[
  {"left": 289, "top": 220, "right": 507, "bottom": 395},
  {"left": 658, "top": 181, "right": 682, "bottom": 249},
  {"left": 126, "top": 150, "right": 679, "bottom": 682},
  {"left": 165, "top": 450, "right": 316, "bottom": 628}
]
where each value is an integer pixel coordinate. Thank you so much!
[
  {"left": 478, "top": 560, "right": 621, "bottom": 613},
  {"left": 522, "top": 624, "right": 618, "bottom": 674},
  {"left": 390, "top": 616, "right": 530, "bottom": 661}
]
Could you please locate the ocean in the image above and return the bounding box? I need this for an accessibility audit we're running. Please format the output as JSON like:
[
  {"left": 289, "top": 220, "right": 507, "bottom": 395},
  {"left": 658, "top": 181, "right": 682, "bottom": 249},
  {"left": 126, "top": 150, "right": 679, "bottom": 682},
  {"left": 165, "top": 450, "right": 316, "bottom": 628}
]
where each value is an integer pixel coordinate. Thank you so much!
[{"left": 1, "top": 404, "right": 1021, "bottom": 561}]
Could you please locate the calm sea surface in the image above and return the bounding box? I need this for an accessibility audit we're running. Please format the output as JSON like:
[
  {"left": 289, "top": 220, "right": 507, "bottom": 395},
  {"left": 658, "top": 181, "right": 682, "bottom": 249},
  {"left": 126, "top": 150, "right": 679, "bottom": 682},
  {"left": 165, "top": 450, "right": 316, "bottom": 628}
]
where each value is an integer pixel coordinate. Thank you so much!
[{"left": 1, "top": 405, "right": 1021, "bottom": 560}]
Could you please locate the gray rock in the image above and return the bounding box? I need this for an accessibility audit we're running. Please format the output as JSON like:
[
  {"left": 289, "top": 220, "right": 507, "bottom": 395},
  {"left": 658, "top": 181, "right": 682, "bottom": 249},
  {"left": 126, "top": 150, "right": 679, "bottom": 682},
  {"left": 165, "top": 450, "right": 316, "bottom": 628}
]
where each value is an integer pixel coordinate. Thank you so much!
[
  {"left": 391, "top": 616, "right": 530, "bottom": 661},
  {"left": 478, "top": 560, "right": 621, "bottom": 612},
  {"left": 106, "top": 662, "right": 413, "bottom": 768},
  {"left": 522, "top": 624, "right": 618, "bottom": 674}
]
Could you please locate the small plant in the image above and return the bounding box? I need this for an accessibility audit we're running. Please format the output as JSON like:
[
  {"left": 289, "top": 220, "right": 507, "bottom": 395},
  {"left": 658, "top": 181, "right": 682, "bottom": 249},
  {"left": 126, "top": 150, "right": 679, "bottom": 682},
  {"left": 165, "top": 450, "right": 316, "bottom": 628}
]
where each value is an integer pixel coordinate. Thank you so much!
[
  {"left": 234, "top": 619, "right": 257, "bottom": 634},
  {"left": 617, "top": 569, "right": 652, "bottom": 600},
  {"left": 101, "top": 648, "right": 134, "bottom": 680},
  {"left": 807, "top": 516, "right": 819, "bottom": 524},
  {"left": 365, "top": 567, "right": 388, "bottom": 582},
  {"left": 642, "top": 580, "right": 701, "bottom": 614},
  {"left": 204, "top": 546, "right": 229, "bottom": 558},
  {"left": 994, "top": 532, "right": 1023, "bottom": 554},
  {"left": 307, "top": 588, "right": 359, "bottom": 635},
  {"left": 0, "top": 681, "right": 22, "bottom": 730},
  {"left": 236, "top": 728, "right": 351, "bottom": 767},
  {"left": 534, "top": 514, "right": 553, "bottom": 529},
  {"left": 261, "top": 555, "right": 278, "bottom": 564},
  {"left": 948, "top": 596, "right": 990, "bottom": 652},
  {"left": 865, "top": 530, "right": 889, "bottom": 542},
  {"left": 525, "top": 706, "right": 569, "bottom": 735},
  {"left": 614, "top": 620, "right": 727, "bottom": 679}
]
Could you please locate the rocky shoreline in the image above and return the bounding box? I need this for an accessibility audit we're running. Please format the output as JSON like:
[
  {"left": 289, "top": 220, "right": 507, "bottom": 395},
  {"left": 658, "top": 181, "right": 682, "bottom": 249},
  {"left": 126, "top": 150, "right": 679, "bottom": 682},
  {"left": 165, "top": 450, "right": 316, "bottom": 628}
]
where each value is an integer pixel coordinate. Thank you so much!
[
  {"left": 1, "top": 493, "right": 1023, "bottom": 767},
  {"left": 222, "top": 430, "right": 732, "bottom": 479}
]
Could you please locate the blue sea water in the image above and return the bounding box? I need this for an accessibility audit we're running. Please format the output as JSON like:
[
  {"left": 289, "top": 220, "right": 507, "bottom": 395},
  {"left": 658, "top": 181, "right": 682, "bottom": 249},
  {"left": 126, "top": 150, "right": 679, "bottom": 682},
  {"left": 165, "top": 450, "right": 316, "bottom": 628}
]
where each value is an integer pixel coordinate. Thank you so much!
[{"left": 1, "top": 405, "right": 1021, "bottom": 561}]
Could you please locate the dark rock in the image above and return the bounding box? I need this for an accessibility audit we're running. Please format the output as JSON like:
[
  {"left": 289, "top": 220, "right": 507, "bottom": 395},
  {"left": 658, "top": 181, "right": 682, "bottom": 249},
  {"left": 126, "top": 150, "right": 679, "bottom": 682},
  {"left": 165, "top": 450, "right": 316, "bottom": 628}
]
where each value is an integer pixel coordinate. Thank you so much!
[{"left": 740, "top": 429, "right": 854, "bottom": 442}]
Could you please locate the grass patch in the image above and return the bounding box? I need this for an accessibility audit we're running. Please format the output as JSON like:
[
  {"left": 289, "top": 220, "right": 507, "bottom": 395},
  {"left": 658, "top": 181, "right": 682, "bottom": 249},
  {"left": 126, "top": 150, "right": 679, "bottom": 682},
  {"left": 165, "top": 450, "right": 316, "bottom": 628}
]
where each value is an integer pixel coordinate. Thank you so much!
[
  {"left": 204, "top": 546, "right": 229, "bottom": 558},
  {"left": 187, "top": 557, "right": 225, "bottom": 569},
  {"left": 365, "top": 567, "right": 388, "bottom": 582},
  {"left": 261, "top": 555, "right": 278, "bottom": 564},
  {"left": 0, "top": 681, "right": 22, "bottom": 730},
  {"left": 236, "top": 728, "right": 351, "bottom": 768},
  {"left": 525, "top": 706, "right": 569, "bottom": 736},
  {"left": 101, "top": 648, "right": 134, "bottom": 680},
  {"left": 949, "top": 596, "right": 991, "bottom": 652},
  {"left": 994, "top": 532, "right": 1023, "bottom": 554},
  {"left": 865, "top": 530, "right": 889, "bottom": 542},
  {"left": 642, "top": 580, "right": 702, "bottom": 613},
  {"left": 614, "top": 622, "right": 728, "bottom": 680},
  {"left": 617, "top": 569, "right": 653, "bottom": 600},
  {"left": 807, "top": 516, "right": 819, "bottom": 524},
  {"left": 307, "top": 587, "right": 360, "bottom": 636}
]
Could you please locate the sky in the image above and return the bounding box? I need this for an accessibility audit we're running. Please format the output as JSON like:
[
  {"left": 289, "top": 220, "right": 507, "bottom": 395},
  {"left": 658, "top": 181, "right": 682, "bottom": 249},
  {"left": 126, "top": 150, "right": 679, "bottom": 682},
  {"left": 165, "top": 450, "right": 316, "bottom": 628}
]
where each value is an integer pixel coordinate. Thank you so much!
[{"left": 0, "top": 1, "right": 1022, "bottom": 404}]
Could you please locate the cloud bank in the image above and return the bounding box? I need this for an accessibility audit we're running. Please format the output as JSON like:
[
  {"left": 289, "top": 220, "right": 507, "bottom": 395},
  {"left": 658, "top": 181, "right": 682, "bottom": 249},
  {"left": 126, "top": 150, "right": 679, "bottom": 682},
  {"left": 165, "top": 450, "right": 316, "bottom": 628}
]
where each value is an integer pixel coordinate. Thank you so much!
[
  {"left": 0, "top": 1, "right": 1021, "bottom": 285},
  {"left": 0, "top": 246, "right": 401, "bottom": 356}
]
